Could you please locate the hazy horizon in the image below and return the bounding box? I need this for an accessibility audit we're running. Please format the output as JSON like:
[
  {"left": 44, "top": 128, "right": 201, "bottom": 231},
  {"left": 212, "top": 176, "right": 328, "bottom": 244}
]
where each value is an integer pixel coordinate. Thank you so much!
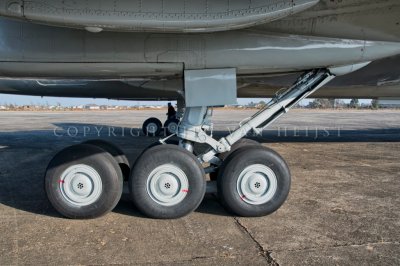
[{"left": 0, "top": 93, "right": 372, "bottom": 107}]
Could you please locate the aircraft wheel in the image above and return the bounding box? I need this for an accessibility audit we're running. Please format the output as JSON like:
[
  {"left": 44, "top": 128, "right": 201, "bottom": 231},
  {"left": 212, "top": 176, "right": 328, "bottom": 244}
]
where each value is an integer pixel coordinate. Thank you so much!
[
  {"left": 209, "top": 138, "right": 260, "bottom": 181},
  {"left": 129, "top": 144, "right": 206, "bottom": 219},
  {"left": 45, "top": 144, "right": 123, "bottom": 219},
  {"left": 142, "top": 117, "right": 162, "bottom": 136},
  {"left": 164, "top": 118, "right": 180, "bottom": 135},
  {"left": 83, "top": 139, "right": 130, "bottom": 181},
  {"left": 217, "top": 146, "right": 291, "bottom": 217}
]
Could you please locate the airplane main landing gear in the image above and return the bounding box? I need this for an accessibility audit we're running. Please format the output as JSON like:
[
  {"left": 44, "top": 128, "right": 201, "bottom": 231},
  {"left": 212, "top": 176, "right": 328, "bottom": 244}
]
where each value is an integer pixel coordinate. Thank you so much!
[
  {"left": 128, "top": 68, "right": 337, "bottom": 218},
  {"left": 45, "top": 66, "right": 361, "bottom": 219}
]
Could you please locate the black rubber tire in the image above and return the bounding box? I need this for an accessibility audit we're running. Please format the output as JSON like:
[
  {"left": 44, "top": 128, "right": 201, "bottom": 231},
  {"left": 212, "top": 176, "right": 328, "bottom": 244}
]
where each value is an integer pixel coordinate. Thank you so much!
[
  {"left": 163, "top": 118, "right": 180, "bottom": 135},
  {"left": 217, "top": 146, "right": 291, "bottom": 217},
  {"left": 219, "top": 138, "right": 260, "bottom": 161},
  {"left": 143, "top": 139, "right": 199, "bottom": 157},
  {"left": 129, "top": 144, "right": 206, "bottom": 219},
  {"left": 45, "top": 144, "right": 123, "bottom": 219},
  {"left": 146, "top": 139, "right": 180, "bottom": 150},
  {"left": 83, "top": 139, "right": 130, "bottom": 181},
  {"left": 135, "top": 139, "right": 181, "bottom": 160},
  {"left": 142, "top": 117, "right": 162, "bottom": 136},
  {"left": 209, "top": 138, "right": 260, "bottom": 181}
]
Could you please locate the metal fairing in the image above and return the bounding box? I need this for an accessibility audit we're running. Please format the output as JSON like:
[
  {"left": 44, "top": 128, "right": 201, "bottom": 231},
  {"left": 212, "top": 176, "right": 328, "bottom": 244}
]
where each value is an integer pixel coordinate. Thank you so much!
[
  {"left": 238, "top": 55, "right": 400, "bottom": 99},
  {"left": 260, "top": 0, "right": 400, "bottom": 42},
  {"left": 0, "top": 0, "right": 318, "bottom": 33}
]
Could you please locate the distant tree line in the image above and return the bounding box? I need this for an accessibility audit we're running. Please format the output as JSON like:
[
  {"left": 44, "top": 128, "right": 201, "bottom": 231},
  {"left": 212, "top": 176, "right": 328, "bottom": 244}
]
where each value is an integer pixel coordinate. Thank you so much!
[
  {"left": 241, "top": 99, "right": 380, "bottom": 109},
  {"left": 306, "top": 98, "right": 379, "bottom": 109}
]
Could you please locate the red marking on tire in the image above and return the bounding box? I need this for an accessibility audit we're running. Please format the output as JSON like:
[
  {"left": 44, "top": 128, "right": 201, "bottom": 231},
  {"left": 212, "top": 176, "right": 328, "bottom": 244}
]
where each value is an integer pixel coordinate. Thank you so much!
[
  {"left": 182, "top": 189, "right": 189, "bottom": 193},
  {"left": 240, "top": 195, "right": 246, "bottom": 201},
  {"left": 58, "top": 180, "right": 65, "bottom": 184}
]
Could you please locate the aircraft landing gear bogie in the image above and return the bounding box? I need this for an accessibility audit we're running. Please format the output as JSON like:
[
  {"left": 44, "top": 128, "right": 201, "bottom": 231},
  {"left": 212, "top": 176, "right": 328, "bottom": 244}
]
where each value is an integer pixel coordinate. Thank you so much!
[{"left": 44, "top": 68, "right": 338, "bottom": 219}]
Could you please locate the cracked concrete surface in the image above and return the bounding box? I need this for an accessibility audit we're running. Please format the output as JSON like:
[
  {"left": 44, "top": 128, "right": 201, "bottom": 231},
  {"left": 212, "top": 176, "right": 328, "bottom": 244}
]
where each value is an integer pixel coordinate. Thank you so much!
[
  {"left": 0, "top": 109, "right": 399, "bottom": 265},
  {"left": 234, "top": 216, "right": 279, "bottom": 265}
]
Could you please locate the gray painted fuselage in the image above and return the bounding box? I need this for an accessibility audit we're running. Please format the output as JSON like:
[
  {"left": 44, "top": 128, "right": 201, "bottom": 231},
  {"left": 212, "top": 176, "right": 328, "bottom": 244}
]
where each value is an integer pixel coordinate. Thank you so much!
[{"left": 0, "top": 0, "right": 399, "bottom": 100}]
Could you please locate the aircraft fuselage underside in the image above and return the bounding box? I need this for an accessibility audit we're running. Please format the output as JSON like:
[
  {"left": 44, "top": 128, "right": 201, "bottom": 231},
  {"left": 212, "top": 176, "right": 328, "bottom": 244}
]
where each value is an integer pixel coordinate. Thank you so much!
[{"left": 0, "top": 17, "right": 399, "bottom": 99}]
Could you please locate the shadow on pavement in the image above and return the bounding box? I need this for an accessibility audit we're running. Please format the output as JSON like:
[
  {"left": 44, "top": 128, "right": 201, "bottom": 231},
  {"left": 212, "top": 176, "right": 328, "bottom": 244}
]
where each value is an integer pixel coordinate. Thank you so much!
[{"left": 0, "top": 121, "right": 399, "bottom": 219}]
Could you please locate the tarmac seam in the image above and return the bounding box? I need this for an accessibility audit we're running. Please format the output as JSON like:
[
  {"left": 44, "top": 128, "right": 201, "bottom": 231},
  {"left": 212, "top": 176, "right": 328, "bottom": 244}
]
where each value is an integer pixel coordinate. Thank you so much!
[
  {"left": 275, "top": 241, "right": 400, "bottom": 252},
  {"left": 233, "top": 217, "right": 279, "bottom": 266},
  {"left": 115, "top": 255, "right": 238, "bottom": 265}
]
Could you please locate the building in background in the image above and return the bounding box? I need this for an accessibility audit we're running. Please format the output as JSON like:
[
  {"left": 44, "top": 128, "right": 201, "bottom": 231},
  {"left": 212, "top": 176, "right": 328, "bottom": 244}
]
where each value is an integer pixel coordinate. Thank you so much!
[
  {"left": 84, "top": 104, "right": 100, "bottom": 110},
  {"left": 377, "top": 99, "right": 400, "bottom": 108}
]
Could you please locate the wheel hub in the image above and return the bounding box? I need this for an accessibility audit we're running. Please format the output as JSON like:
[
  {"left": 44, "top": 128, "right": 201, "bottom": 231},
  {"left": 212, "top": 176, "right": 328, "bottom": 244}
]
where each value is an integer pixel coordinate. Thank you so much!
[
  {"left": 147, "top": 164, "right": 189, "bottom": 206},
  {"left": 147, "top": 122, "right": 158, "bottom": 134},
  {"left": 167, "top": 122, "right": 178, "bottom": 133},
  {"left": 70, "top": 174, "right": 93, "bottom": 196},
  {"left": 248, "top": 174, "right": 268, "bottom": 195},
  {"left": 237, "top": 164, "right": 278, "bottom": 205},
  {"left": 59, "top": 164, "right": 103, "bottom": 206},
  {"left": 158, "top": 174, "right": 179, "bottom": 196}
]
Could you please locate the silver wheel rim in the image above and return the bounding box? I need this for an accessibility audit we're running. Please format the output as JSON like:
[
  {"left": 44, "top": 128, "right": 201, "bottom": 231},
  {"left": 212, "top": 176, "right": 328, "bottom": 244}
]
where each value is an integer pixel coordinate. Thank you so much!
[
  {"left": 167, "top": 122, "right": 178, "bottom": 134},
  {"left": 146, "top": 122, "right": 158, "bottom": 134},
  {"left": 59, "top": 164, "right": 103, "bottom": 206},
  {"left": 236, "top": 164, "right": 278, "bottom": 205},
  {"left": 146, "top": 164, "right": 189, "bottom": 206}
]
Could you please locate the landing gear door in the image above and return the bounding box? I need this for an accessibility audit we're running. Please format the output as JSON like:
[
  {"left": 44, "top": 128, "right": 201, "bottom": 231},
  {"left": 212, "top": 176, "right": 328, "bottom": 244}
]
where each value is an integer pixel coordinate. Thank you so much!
[{"left": 184, "top": 68, "right": 237, "bottom": 107}]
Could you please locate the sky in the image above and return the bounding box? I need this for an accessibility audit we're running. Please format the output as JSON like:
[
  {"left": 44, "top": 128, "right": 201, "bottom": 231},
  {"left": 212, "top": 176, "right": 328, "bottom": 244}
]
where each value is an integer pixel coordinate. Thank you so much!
[{"left": 0, "top": 93, "right": 369, "bottom": 107}]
